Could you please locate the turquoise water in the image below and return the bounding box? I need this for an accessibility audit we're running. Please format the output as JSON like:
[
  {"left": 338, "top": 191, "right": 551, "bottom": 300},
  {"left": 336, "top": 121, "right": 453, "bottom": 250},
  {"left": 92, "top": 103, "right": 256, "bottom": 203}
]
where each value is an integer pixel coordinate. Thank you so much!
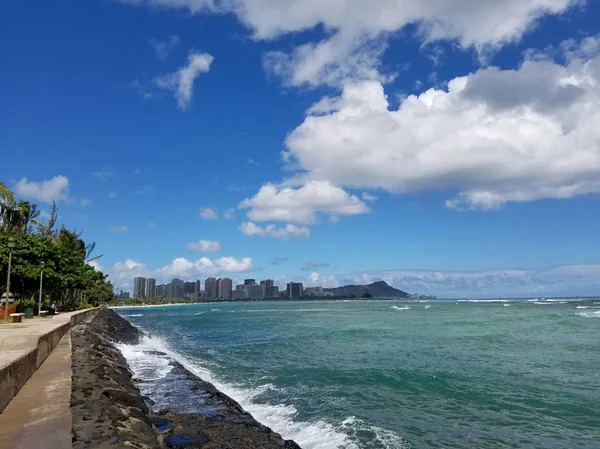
[{"left": 116, "top": 299, "right": 600, "bottom": 449}]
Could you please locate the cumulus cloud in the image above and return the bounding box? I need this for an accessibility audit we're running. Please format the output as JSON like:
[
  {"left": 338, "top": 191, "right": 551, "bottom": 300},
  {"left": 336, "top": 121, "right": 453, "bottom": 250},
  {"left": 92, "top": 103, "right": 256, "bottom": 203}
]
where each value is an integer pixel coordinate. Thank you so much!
[
  {"left": 199, "top": 207, "right": 218, "bottom": 219},
  {"left": 239, "top": 181, "right": 369, "bottom": 224},
  {"left": 155, "top": 256, "right": 254, "bottom": 278},
  {"left": 361, "top": 192, "right": 378, "bottom": 202},
  {"left": 239, "top": 222, "right": 311, "bottom": 239},
  {"left": 121, "top": 0, "right": 577, "bottom": 86},
  {"left": 282, "top": 39, "right": 600, "bottom": 209},
  {"left": 187, "top": 240, "right": 222, "bottom": 252},
  {"left": 150, "top": 35, "right": 180, "bottom": 61},
  {"left": 14, "top": 175, "right": 70, "bottom": 204},
  {"left": 155, "top": 51, "right": 214, "bottom": 109}
]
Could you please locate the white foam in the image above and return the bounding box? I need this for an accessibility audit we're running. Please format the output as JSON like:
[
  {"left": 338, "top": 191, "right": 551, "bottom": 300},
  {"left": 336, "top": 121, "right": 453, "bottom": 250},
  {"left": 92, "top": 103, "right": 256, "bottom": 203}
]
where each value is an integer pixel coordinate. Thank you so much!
[
  {"left": 117, "top": 337, "right": 172, "bottom": 381},
  {"left": 124, "top": 314, "right": 143, "bottom": 317},
  {"left": 424, "top": 305, "right": 432, "bottom": 310},
  {"left": 458, "top": 299, "right": 508, "bottom": 303},
  {"left": 532, "top": 301, "right": 566, "bottom": 305},
  {"left": 576, "top": 310, "right": 600, "bottom": 318},
  {"left": 576, "top": 306, "right": 589, "bottom": 309},
  {"left": 341, "top": 417, "right": 409, "bottom": 449},
  {"left": 117, "top": 335, "right": 356, "bottom": 449},
  {"left": 391, "top": 306, "right": 410, "bottom": 311},
  {"left": 503, "top": 304, "right": 510, "bottom": 307},
  {"left": 194, "top": 312, "right": 206, "bottom": 315}
]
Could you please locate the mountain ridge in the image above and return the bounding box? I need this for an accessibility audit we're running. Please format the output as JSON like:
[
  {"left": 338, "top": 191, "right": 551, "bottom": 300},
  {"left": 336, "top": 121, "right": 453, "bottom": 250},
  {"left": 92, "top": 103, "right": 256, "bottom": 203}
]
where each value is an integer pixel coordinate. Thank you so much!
[{"left": 324, "top": 281, "right": 409, "bottom": 298}]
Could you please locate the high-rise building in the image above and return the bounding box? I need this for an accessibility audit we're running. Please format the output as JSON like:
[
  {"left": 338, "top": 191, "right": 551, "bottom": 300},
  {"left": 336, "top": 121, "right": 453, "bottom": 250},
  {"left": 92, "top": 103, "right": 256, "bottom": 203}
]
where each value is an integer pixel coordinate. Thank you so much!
[
  {"left": 266, "top": 286, "right": 279, "bottom": 298},
  {"left": 155, "top": 284, "right": 167, "bottom": 298},
  {"left": 247, "top": 284, "right": 266, "bottom": 300},
  {"left": 205, "top": 277, "right": 217, "bottom": 299},
  {"left": 196, "top": 279, "right": 202, "bottom": 295},
  {"left": 219, "top": 278, "right": 232, "bottom": 299},
  {"left": 185, "top": 281, "right": 197, "bottom": 294},
  {"left": 287, "top": 282, "right": 304, "bottom": 299},
  {"left": 146, "top": 278, "right": 156, "bottom": 299},
  {"left": 232, "top": 287, "right": 247, "bottom": 300},
  {"left": 171, "top": 279, "right": 185, "bottom": 298},
  {"left": 133, "top": 277, "right": 146, "bottom": 299},
  {"left": 260, "top": 279, "right": 274, "bottom": 288},
  {"left": 118, "top": 290, "right": 130, "bottom": 299},
  {"left": 244, "top": 279, "right": 256, "bottom": 286}
]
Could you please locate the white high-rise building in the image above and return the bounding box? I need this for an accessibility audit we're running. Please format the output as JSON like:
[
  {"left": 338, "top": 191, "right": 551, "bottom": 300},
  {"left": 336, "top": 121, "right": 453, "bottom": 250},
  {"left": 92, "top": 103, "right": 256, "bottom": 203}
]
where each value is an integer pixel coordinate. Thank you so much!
[
  {"left": 133, "top": 277, "right": 146, "bottom": 299},
  {"left": 146, "top": 278, "right": 156, "bottom": 299}
]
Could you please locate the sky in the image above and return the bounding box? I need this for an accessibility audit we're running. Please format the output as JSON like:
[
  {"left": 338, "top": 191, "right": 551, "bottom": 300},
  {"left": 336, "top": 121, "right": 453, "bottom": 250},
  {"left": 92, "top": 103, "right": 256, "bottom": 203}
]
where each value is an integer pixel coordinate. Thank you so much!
[{"left": 2, "top": 0, "right": 600, "bottom": 298}]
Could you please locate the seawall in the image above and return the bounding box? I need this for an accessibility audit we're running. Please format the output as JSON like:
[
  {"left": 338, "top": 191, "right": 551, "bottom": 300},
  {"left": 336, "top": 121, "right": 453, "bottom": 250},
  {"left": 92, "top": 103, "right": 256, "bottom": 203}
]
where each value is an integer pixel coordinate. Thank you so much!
[
  {"left": 0, "top": 308, "right": 97, "bottom": 412},
  {"left": 72, "top": 308, "right": 301, "bottom": 448}
]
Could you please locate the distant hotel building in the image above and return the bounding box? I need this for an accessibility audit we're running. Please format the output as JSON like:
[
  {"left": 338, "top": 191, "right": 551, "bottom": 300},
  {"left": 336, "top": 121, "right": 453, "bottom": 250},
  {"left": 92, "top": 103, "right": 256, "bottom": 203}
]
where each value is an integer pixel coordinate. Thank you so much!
[
  {"left": 171, "top": 279, "right": 185, "bottom": 299},
  {"left": 244, "top": 279, "right": 256, "bottom": 286},
  {"left": 217, "top": 278, "right": 233, "bottom": 299},
  {"left": 133, "top": 277, "right": 146, "bottom": 299},
  {"left": 205, "top": 277, "right": 217, "bottom": 299},
  {"left": 266, "top": 286, "right": 279, "bottom": 298},
  {"left": 304, "top": 287, "right": 324, "bottom": 297},
  {"left": 146, "top": 278, "right": 156, "bottom": 299},
  {"left": 287, "top": 282, "right": 304, "bottom": 299},
  {"left": 247, "top": 284, "right": 266, "bottom": 300}
]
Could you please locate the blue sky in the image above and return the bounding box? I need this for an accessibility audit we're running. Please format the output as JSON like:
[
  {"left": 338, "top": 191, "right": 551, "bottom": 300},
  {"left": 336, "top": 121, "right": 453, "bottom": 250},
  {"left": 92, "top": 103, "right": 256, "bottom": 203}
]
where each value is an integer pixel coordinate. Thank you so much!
[{"left": 2, "top": 0, "right": 600, "bottom": 297}]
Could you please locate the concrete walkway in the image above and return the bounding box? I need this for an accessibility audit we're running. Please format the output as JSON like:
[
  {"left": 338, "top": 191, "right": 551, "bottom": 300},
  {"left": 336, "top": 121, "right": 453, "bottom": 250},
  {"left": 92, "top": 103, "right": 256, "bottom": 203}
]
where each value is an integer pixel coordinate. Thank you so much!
[
  {"left": 0, "top": 309, "right": 96, "bottom": 412},
  {"left": 0, "top": 332, "right": 73, "bottom": 449}
]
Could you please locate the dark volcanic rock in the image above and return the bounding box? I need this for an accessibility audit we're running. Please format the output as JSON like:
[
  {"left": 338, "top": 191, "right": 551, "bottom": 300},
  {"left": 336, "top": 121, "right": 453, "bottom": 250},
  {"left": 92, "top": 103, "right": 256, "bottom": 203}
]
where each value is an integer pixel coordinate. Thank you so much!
[
  {"left": 71, "top": 308, "right": 162, "bottom": 448},
  {"left": 71, "top": 307, "right": 302, "bottom": 449}
]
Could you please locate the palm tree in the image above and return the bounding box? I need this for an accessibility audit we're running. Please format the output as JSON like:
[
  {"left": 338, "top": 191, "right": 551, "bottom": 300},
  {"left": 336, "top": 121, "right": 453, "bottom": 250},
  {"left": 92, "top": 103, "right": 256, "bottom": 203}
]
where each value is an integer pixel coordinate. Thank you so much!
[
  {"left": 0, "top": 182, "right": 15, "bottom": 207},
  {"left": 0, "top": 200, "right": 41, "bottom": 235}
]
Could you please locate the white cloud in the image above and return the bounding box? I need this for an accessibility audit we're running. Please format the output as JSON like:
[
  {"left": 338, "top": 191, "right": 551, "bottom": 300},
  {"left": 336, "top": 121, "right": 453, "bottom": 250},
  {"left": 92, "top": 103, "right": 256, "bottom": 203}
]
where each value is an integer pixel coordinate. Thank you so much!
[
  {"left": 239, "top": 222, "right": 311, "bottom": 239},
  {"left": 108, "top": 191, "right": 118, "bottom": 198},
  {"left": 14, "top": 175, "right": 70, "bottom": 204},
  {"left": 150, "top": 35, "right": 180, "bottom": 61},
  {"left": 109, "top": 225, "right": 129, "bottom": 233},
  {"left": 247, "top": 158, "right": 259, "bottom": 165},
  {"left": 187, "top": 240, "right": 222, "bottom": 252},
  {"left": 155, "top": 51, "right": 214, "bottom": 110},
  {"left": 361, "top": 192, "right": 378, "bottom": 202},
  {"left": 200, "top": 207, "right": 218, "bottom": 220},
  {"left": 223, "top": 208, "right": 236, "bottom": 220},
  {"left": 87, "top": 260, "right": 101, "bottom": 271},
  {"left": 155, "top": 256, "right": 254, "bottom": 278},
  {"left": 283, "top": 39, "right": 600, "bottom": 209},
  {"left": 121, "top": 0, "right": 577, "bottom": 87},
  {"left": 79, "top": 198, "right": 91, "bottom": 207},
  {"left": 109, "top": 259, "right": 148, "bottom": 289},
  {"left": 239, "top": 181, "right": 370, "bottom": 224}
]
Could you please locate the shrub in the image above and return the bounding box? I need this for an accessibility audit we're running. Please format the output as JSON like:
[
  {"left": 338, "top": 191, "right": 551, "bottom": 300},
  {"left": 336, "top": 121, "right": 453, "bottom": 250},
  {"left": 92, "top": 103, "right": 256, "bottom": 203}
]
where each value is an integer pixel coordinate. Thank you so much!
[{"left": 77, "top": 302, "right": 94, "bottom": 310}]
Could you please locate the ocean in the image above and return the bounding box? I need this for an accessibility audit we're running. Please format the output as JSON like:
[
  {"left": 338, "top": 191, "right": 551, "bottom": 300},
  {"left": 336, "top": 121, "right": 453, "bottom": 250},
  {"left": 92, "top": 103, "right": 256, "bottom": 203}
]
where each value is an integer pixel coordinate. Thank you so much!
[{"left": 115, "top": 299, "right": 600, "bottom": 449}]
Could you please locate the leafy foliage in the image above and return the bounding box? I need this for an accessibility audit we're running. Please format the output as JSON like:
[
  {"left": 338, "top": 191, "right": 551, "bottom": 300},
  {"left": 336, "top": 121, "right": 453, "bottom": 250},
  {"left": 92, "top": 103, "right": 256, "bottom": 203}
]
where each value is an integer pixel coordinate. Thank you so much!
[{"left": 0, "top": 187, "right": 114, "bottom": 311}]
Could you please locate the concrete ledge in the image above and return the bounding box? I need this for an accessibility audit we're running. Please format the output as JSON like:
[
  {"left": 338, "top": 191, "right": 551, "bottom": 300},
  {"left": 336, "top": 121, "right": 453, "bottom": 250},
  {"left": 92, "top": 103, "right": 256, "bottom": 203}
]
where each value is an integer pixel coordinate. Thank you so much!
[{"left": 0, "top": 308, "right": 98, "bottom": 412}]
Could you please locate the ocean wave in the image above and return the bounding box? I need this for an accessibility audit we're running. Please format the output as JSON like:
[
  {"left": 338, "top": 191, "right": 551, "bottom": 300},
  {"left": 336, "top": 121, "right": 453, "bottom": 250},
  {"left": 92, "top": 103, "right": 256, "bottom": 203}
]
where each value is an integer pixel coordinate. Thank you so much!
[
  {"left": 576, "top": 306, "right": 589, "bottom": 309},
  {"left": 424, "top": 305, "right": 432, "bottom": 310},
  {"left": 503, "top": 304, "right": 510, "bottom": 307},
  {"left": 576, "top": 310, "right": 600, "bottom": 318},
  {"left": 458, "top": 299, "right": 508, "bottom": 303},
  {"left": 532, "top": 301, "right": 567, "bottom": 305},
  {"left": 117, "top": 335, "right": 356, "bottom": 449},
  {"left": 391, "top": 306, "right": 410, "bottom": 311},
  {"left": 341, "top": 417, "right": 410, "bottom": 449},
  {"left": 194, "top": 312, "right": 206, "bottom": 315},
  {"left": 124, "top": 314, "right": 143, "bottom": 317}
]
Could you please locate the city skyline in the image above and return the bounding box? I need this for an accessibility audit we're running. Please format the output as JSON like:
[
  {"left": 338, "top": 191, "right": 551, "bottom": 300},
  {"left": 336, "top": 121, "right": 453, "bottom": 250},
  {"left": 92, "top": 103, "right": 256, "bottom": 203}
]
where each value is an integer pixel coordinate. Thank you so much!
[{"left": 3, "top": 1, "right": 600, "bottom": 299}]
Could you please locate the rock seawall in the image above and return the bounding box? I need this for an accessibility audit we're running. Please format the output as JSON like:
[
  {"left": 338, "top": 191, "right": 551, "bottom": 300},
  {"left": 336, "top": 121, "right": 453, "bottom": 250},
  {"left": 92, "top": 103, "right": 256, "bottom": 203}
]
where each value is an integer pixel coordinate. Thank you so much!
[{"left": 71, "top": 308, "right": 301, "bottom": 449}]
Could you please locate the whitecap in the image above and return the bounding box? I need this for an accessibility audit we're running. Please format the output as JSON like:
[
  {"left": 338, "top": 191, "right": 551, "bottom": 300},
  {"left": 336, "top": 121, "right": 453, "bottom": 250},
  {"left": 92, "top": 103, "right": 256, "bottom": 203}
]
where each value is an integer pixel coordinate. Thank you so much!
[
  {"left": 576, "top": 306, "right": 589, "bottom": 309},
  {"left": 424, "top": 305, "right": 432, "bottom": 310},
  {"left": 194, "top": 312, "right": 206, "bottom": 315},
  {"left": 576, "top": 310, "right": 600, "bottom": 318},
  {"left": 391, "top": 306, "right": 410, "bottom": 311},
  {"left": 503, "top": 304, "right": 510, "bottom": 307},
  {"left": 124, "top": 314, "right": 143, "bottom": 317},
  {"left": 532, "top": 301, "right": 566, "bottom": 305},
  {"left": 341, "top": 417, "right": 410, "bottom": 449}
]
